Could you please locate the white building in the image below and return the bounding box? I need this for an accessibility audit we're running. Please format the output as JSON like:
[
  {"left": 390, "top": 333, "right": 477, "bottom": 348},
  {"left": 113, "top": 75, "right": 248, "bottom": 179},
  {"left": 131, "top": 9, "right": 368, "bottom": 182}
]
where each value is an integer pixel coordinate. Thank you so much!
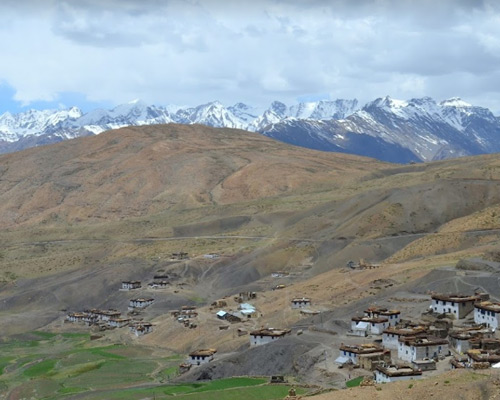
[
  {"left": 130, "top": 322, "right": 153, "bottom": 336},
  {"left": 431, "top": 294, "right": 480, "bottom": 319},
  {"left": 291, "top": 298, "right": 311, "bottom": 309},
  {"left": 374, "top": 365, "right": 422, "bottom": 383},
  {"left": 474, "top": 302, "right": 500, "bottom": 330},
  {"left": 448, "top": 326, "right": 494, "bottom": 354},
  {"left": 249, "top": 328, "right": 291, "bottom": 346},
  {"left": 148, "top": 280, "right": 169, "bottom": 289},
  {"left": 398, "top": 336, "right": 449, "bottom": 362},
  {"left": 121, "top": 281, "right": 141, "bottom": 290},
  {"left": 382, "top": 326, "right": 427, "bottom": 350},
  {"left": 129, "top": 298, "right": 154, "bottom": 309},
  {"left": 108, "top": 318, "right": 131, "bottom": 328},
  {"left": 364, "top": 307, "right": 401, "bottom": 327},
  {"left": 188, "top": 349, "right": 217, "bottom": 365},
  {"left": 351, "top": 317, "right": 389, "bottom": 336},
  {"left": 336, "top": 344, "right": 385, "bottom": 366}
]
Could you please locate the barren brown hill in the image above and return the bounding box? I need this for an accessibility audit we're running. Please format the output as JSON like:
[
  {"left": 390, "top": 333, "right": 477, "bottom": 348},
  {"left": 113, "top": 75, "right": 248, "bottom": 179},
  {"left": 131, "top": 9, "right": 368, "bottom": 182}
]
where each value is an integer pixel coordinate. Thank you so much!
[
  {"left": 1, "top": 123, "right": 500, "bottom": 338},
  {"left": 0, "top": 123, "right": 382, "bottom": 228}
]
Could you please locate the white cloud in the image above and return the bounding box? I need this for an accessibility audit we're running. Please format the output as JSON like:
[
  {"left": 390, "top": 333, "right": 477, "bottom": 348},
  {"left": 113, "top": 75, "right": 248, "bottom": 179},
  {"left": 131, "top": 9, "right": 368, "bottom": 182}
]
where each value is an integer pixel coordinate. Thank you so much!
[{"left": 1, "top": 0, "right": 500, "bottom": 113}]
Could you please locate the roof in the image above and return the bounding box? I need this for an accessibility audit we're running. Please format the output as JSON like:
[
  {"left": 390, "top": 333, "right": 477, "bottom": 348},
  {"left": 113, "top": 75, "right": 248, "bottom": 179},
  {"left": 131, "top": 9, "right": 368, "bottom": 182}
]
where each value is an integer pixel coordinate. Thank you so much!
[
  {"left": 292, "top": 297, "right": 311, "bottom": 302},
  {"left": 216, "top": 310, "right": 227, "bottom": 317},
  {"left": 431, "top": 293, "right": 481, "bottom": 303},
  {"left": 334, "top": 356, "right": 352, "bottom": 365},
  {"left": 250, "top": 328, "right": 291, "bottom": 337},
  {"left": 353, "top": 321, "right": 369, "bottom": 330},
  {"left": 365, "top": 307, "right": 400, "bottom": 316},
  {"left": 122, "top": 280, "right": 141, "bottom": 284},
  {"left": 467, "top": 349, "right": 500, "bottom": 363},
  {"left": 375, "top": 365, "right": 422, "bottom": 377},
  {"left": 352, "top": 316, "right": 389, "bottom": 324},
  {"left": 383, "top": 326, "right": 427, "bottom": 336},
  {"left": 239, "top": 303, "right": 256, "bottom": 311},
  {"left": 475, "top": 301, "right": 500, "bottom": 313},
  {"left": 400, "top": 336, "right": 449, "bottom": 347},
  {"left": 189, "top": 348, "right": 217, "bottom": 357},
  {"left": 131, "top": 298, "right": 154, "bottom": 302},
  {"left": 339, "top": 344, "right": 384, "bottom": 354}
]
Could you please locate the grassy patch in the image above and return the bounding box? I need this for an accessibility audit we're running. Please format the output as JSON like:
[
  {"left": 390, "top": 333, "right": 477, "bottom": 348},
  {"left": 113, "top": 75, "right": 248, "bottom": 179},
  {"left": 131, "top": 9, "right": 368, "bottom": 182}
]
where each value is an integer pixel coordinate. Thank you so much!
[
  {"left": 90, "top": 378, "right": 306, "bottom": 400},
  {"left": 346, "top": 376, "right": 364, "bottom": 388},
  {"left": 31, "top": 331, "right": 58, "bottom": 340},
  {"left": 24, "top": 359, "right": 57, "bottom": 378}
]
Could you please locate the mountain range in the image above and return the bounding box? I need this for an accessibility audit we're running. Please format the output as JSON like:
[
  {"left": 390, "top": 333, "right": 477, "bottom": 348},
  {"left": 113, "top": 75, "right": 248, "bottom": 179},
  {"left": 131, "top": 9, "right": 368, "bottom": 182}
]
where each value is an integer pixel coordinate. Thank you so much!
[{"left": 1, "top": 96, "right": 499, "bottom": 163}]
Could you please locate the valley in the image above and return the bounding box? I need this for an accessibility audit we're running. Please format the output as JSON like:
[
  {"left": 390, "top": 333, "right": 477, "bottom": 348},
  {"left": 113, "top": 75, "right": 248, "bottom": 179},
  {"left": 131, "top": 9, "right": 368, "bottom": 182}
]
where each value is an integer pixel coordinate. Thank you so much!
[{"left": 1, "top": 124, "right": 500, "bottom": 399}]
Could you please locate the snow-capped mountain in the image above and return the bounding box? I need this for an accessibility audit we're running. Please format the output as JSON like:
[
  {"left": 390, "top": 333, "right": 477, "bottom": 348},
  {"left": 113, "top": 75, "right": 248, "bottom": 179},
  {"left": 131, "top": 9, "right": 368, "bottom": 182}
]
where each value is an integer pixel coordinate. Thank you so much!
[
  {"left": 0, "top": 96, "right": 499, "bottom": 163},
  {"left": 261, "top": 96, "right": 500, "bottom": 162}
]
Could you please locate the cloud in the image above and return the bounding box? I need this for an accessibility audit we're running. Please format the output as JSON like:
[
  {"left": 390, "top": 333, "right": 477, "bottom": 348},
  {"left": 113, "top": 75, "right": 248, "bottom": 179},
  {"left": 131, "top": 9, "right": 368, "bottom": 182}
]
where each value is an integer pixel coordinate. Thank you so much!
[{"left": 0, "top": 0, "right": 500, "bottom": 113}]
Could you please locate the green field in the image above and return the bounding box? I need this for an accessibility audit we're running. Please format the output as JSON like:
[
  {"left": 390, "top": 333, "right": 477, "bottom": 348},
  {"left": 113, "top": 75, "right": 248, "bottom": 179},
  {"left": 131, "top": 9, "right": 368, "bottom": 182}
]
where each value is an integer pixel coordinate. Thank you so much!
[{"left": 0, "top": 332, "right": 309, "bottom": 399}]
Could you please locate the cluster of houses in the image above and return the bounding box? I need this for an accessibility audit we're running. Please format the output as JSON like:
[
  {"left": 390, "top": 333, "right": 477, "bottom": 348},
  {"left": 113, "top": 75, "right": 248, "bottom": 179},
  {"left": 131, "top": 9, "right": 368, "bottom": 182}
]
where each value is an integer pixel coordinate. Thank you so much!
[
  {"left": 334, "top": 292, "right": 500, "bottom": 383},
  {"left": 65, "top": 308, "right": 154, "bottom": 336},
  {"left": 172, "top": 306, "right": 199, "bottom": 328},
  {"left": 177, "top": 295, "right": 311, "bottom": 372},
  {"left": 121, "top": 279, "right": 170, "bottom": 291},
  {"left": 66, "top": 280, "right": 158, "bottom": 336}
]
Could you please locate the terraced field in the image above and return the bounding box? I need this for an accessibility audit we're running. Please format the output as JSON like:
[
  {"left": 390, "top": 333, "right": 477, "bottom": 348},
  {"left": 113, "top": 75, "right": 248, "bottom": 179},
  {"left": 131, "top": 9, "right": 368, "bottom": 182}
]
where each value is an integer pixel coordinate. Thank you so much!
[{"left": 0, "top": 331, "right": 308, "bottom": 399}]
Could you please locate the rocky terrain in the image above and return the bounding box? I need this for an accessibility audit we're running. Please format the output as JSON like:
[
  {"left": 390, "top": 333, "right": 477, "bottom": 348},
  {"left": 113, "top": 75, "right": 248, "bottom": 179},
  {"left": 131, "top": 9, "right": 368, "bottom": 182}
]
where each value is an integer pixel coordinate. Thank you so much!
[{"left": 1, "top": 124, "right": 500, "bottom": 397}]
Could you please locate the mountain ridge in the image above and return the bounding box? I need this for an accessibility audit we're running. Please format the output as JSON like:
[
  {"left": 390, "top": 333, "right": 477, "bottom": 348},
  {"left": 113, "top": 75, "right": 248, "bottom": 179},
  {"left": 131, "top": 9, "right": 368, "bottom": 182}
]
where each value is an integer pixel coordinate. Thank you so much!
[{"left": 1, "top": 96, "right": 499, "bottom": 162}]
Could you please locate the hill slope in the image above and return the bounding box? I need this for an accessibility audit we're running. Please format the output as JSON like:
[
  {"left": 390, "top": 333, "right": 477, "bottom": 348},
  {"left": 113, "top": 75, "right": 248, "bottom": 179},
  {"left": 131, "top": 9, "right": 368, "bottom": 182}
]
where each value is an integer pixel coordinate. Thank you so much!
[{"left": 1, "top": 124, "right": 500, "bottom": 337}]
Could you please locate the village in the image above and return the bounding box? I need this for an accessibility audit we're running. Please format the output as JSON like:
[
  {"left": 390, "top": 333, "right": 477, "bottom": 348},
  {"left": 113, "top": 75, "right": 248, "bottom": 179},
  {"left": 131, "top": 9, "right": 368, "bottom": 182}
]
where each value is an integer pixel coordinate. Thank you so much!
[{"left": 62, "top": 250, "right": 500, "bottom": 387}]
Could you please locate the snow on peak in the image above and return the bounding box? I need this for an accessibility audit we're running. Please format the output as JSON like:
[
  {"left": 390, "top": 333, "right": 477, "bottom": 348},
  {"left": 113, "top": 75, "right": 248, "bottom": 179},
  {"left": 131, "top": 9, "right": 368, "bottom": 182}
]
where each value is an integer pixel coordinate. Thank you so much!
[{"left": 440, "top": 97, "right": 472, "bottom": 108}]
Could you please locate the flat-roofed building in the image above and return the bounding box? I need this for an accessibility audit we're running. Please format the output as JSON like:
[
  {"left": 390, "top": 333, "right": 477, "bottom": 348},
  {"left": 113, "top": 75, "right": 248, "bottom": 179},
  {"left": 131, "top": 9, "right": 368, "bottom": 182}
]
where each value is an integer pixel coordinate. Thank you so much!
[
  {"left": 188, "top": 349, "right": 217, "bottom": 365},
  {"left": 336, "top": 343, "right": 385, "bottom": 366},
  {"left": 398, "top": 336, "right": 449, "bottom": 362},
  {"left": 364, "top": 307, "right": 401, "bottom": 326},
  {"left": 121, "top": 281, "right": 141, "bottom": 290},
  {"left": 108, "top": 317, "right": 131, "bottom": 328},
  {"left": 474, "top": 301, "right": 500, "bottom": 330},
  {"left": 291, "top": 297, "right": 311, "bottom": 309},
  {"left": 130, "top": 322, "right": 153, "bottom": 336},
  {"left": 467, "top": 349, "right": 500, "bottom": 367},
  {"left": 431, "top": 294, "right": 481, "bottom": 319},
  {"left": 374, "top": 365, "right": 422, "bottom": 383},
  {"left": 351, "top": 316, "right": 389, "bottom": 336},
  {"left": 383, "top": 325, "right": 427, "bottom": 350},
  {"left": 129, "top": 298, "right": 154, "bottom": 309},
  {"left": 449, "top": 326, "right": 494, "bottom": 354},
  {"left": 249, "top": 328, "right": 291, "bottom": 346}
]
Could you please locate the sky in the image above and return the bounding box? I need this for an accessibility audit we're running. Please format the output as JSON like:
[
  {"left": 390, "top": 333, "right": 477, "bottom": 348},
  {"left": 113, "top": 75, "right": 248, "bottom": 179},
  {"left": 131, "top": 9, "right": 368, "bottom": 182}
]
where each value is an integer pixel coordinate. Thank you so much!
[{"left": 1, "top": 0, "right": 500, "bottom": 114}]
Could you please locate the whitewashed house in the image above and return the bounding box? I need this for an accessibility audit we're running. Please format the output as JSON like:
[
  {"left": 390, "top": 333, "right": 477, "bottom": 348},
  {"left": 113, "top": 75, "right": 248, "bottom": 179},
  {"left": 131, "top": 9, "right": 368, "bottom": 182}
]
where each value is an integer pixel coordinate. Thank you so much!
[
  {"left": 121, "top": 281, "right": 141, "bottom": 290},
  {"left": 474, "top": 302, "right": 500, "bottom": 330},
  {"left": 188, "top": 349, "right": 217, "bottom": 365},
  {"left": 364, "top": 307, "right": 401, "bottom": 327},
  {"left": 374, "top": 365, "right": 422, "bottom": 383},
  {"left": 108, "top": 318, "right": 131, "bottom": 328},
  {"left": 382, "top": 326, "right": 427, "bottom": 350},
  {"left": 398, "top": 336, "right": 449, "bottom": 362},
  {"left": 67, "top": 312, "right": 87, "bottom": 323},
  {"left": 291, "top": 297, "right": 311, "bottom": 309},
  {"left": 336, "top": 343, "right": 385, "bottom": 366},
  {"left": 448, "top": 326, "right": 494, "bottom": 354},
  {"left": 431, "top": 294, "right": 480, "bottom": 319},
  {"left": 351, "top": 317, "right": 389, "bottom": 336},
  {"left": 130, "top": 322, "right": 153, "bottom": 336},
  {"left": 129, "top": 298, "right": 154, "bottom": 309},
  {"left": 249, "top": 328, "right": 291, "bottom": 346},
  {"left": 148, "top": 280, "right": 169, "bottom": 289}
]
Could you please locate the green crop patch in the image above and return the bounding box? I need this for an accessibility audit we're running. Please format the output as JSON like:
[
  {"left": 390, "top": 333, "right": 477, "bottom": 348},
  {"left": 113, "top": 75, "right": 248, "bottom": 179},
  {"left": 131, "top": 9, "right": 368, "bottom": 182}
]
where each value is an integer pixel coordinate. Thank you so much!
[
  {"left": 346, "top": 376, "right": 364, "bottom": 388},
  {"left": 23, "top": 359, "right": 58, "bottom": 378}
]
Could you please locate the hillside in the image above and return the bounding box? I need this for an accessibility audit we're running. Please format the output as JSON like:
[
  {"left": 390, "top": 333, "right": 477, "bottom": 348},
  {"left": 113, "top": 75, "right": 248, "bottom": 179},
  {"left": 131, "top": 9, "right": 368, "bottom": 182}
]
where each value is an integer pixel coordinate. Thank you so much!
[{"left": 0, "top": 123, "right": 500, "bottom": 339}]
